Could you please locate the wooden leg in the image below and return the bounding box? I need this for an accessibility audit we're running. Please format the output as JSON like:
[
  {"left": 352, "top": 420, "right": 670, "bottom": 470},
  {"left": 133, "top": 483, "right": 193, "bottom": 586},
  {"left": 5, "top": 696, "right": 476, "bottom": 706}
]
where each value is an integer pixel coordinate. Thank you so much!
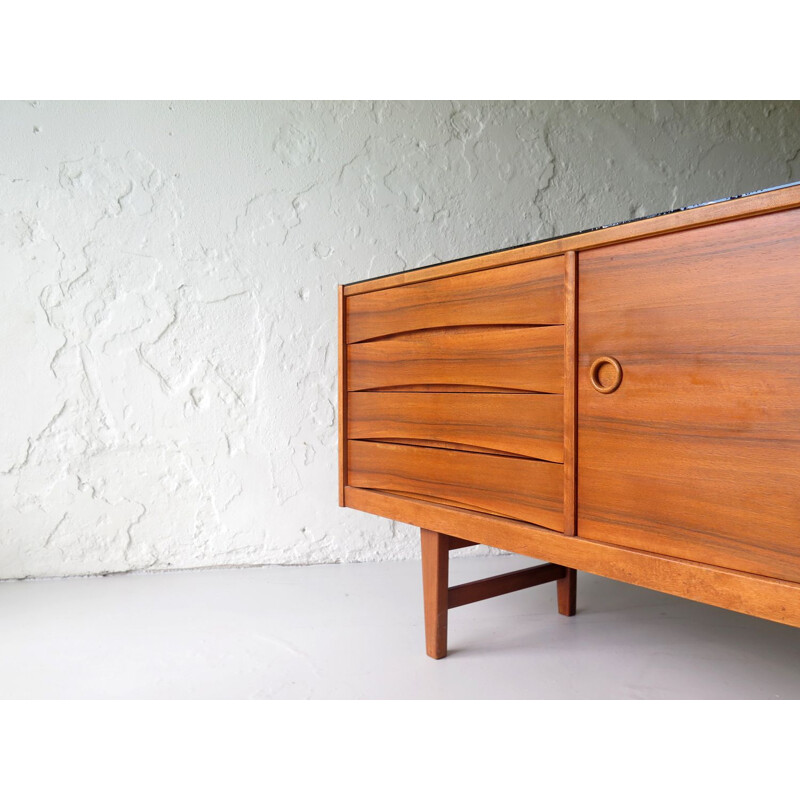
[
  {"left": 420, "top": 528, "right": 449, "bottom": 659},
  {"left": 420, "top": 529, "right": 575, "bottom": 657},
  {"left": 557, "top": 567, "right": 577, "bottom": 616}
]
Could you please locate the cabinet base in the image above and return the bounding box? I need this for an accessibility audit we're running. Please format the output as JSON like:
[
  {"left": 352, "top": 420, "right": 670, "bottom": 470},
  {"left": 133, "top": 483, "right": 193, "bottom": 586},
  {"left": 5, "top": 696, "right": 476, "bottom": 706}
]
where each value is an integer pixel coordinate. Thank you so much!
[{"left": 420, "top": 528, "right": 576, "bottom": 659}]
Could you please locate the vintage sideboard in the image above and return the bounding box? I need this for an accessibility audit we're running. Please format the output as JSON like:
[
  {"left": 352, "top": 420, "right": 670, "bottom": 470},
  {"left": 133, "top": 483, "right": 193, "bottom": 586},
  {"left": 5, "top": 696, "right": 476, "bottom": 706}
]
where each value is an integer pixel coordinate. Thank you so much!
[{"left": 337, "top": 182, "right": 800, "bottom": 659}]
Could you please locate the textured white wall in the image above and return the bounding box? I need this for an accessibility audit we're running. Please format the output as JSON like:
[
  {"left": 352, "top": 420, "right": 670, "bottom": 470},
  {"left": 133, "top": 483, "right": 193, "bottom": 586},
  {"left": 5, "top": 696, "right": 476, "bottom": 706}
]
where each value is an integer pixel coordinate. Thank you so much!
[{"left": 2, "top": 100, "right": 799, "bottom": 579}]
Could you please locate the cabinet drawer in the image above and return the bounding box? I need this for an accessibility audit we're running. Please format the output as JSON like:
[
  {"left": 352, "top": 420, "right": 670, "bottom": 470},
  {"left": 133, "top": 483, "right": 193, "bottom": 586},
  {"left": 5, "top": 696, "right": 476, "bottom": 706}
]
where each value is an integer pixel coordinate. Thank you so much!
[
  {"left": 347, "top": 325, "right": 564, "bottom": 393},
  {"left": 348, "top": 440, "right": 564, "bottom": 531},
  {"left": 346, "top": 256, "right": 564, "bottom": 343},
  {"left": 348, "top": 391, "right": 563, "bottom": 462}
]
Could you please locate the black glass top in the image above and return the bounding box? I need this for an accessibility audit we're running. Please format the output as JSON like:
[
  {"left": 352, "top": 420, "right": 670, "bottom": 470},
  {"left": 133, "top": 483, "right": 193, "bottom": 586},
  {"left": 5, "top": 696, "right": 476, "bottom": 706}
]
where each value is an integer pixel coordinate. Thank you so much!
[{"left": 344, "top": 180, "right": 800, "bottom": 288}]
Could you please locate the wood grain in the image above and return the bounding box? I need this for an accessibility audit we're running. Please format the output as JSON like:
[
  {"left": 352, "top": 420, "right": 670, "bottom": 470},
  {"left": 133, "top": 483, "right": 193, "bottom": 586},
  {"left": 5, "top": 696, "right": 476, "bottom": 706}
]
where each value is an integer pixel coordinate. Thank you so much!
[
  {"left": 347, "top": 391, "right": 564, "bottom": 462},
  {"left": 348, "top": 440, "right": 564, "bottom": 531},
  {"left": 341, "top": 184, "right": 800, "bottom": 647},
  {"left": 345, "top": 486, "right": 800, "bottom": 629},
  {"left": 346, "top": 256, "right": 564, "bottom": 343},
  {"left": 421, "top": 528, "right": 449, "bottom": 659},
  {"left": 343, "top": 183, "right": 800, "bottom": 296},
  {"left": 347, "top": 325, "right": 564, "bottom": 393},
  {"left": 563, "top": 251, "right": 577, "bottom": 535},
  {"left": 578, "top": 207, "right": 800, "bottom": 583}
]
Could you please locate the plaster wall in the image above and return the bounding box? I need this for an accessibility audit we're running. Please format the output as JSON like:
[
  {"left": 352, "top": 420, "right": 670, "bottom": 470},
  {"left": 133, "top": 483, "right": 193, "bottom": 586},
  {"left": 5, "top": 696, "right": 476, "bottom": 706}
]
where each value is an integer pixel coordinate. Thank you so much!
[{"left": 2, "top": 100, "right": 799, "bottom": 579}]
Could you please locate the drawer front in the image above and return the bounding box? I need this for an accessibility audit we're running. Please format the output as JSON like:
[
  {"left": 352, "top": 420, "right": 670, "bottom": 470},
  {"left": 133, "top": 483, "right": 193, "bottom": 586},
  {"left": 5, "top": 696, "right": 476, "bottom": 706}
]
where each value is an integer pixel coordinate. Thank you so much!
[
  {"left": 348, "top": 440, "right": 564, "bottom": 531},
  {"left": 346, "top": 256, "right": 564, "bottom": 343},
  {"left": 348, "top": 391, "right": 563, "bottom": 462},
  {"left": 347, "top": 325, "right": 563, "bottom": 393}
]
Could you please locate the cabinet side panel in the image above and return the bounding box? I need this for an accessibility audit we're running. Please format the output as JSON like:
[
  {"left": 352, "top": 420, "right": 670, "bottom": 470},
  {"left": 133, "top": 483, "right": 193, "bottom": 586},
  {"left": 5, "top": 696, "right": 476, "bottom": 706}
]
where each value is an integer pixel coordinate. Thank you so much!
[
  {"left": 338, "top": 285, "right": 347, "bottom": 506},
  {"left": 564, "top": 251, "right": 577, "bottom": 535}
]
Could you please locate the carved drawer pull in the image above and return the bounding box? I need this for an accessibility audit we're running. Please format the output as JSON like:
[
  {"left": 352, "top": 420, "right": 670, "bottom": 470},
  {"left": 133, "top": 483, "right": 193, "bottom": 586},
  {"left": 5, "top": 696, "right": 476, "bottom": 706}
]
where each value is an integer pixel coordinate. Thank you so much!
[{"left": 589, "top": 356, "right": 623, "bottom": 394}]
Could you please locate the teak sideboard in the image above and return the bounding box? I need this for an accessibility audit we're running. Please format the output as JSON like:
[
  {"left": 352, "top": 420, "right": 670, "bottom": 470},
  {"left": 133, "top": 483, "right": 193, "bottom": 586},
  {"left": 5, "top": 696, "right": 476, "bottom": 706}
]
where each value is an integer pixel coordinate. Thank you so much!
[{"left": 337, "top": 183, "right": 800, "bottom": 659}]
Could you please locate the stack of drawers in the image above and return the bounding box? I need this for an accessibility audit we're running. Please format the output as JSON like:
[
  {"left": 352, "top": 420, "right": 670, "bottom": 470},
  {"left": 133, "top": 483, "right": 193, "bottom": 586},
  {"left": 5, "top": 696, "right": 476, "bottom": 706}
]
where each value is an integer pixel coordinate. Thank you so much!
[{"left": 341, "top": 255, "right": 568, "bottom": 533}]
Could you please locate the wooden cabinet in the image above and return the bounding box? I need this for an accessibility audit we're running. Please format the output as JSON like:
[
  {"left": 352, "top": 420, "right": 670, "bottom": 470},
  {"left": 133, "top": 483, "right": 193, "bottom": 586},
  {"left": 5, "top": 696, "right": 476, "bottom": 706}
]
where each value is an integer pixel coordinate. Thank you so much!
[{"left": 339, "top": 183, "right": 800, "bottom": 658}]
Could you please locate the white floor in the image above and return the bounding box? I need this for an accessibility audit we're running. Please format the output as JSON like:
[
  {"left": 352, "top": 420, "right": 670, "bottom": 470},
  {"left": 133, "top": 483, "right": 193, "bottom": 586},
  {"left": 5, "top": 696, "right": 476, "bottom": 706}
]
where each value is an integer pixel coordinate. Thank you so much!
[{"left": 1, "top": 554, "right": 798, "bottom": 699}]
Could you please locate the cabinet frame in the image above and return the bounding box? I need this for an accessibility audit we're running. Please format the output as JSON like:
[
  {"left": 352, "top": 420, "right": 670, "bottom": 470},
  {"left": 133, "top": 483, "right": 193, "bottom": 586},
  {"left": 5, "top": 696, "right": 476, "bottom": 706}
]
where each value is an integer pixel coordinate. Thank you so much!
[{"left": 339, "top": 183, "right": 800, "bottom": 657}]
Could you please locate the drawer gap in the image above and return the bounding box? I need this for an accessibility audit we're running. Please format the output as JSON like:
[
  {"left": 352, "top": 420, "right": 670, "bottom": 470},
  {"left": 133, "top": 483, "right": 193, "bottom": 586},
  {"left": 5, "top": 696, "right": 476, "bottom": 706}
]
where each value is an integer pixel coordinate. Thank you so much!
[{"left": 352, "top": 437, "right": 564, "bottom": 464}]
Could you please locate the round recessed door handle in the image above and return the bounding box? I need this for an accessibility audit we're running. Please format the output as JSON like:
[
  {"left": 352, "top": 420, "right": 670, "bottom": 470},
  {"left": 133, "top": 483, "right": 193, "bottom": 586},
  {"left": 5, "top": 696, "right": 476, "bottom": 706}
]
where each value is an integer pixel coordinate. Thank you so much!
[{"left": 589, "top": 356, "right": 623, "bottom": 394}]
